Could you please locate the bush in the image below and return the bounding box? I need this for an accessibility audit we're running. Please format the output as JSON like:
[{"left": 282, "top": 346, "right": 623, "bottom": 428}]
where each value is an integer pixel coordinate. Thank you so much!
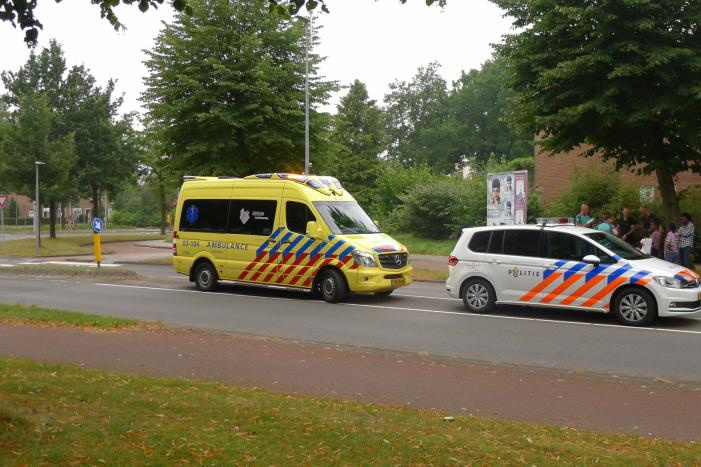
[
  {"left": 110, "top": 210, "right": 160, "bottom": 228},
  {"left": 390, "top": 175, "right": 486, "bottom": 239}
]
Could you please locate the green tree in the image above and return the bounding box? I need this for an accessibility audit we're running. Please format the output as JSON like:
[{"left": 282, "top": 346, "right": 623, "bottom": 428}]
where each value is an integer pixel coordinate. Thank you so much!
[
  {"left": 0, "top": 93, "right": 76, "bottom": 237},
  {"left": 143, "top": 0, "right": 334, "bottom": 177},
  {"left": 63, "top": 66, "right": 139, "bottom": 219},
  {"left": 326, "top": 80, "right": 385, "bottom": 208},
  {"left": 2, "top": 40, "right": 137, "bottom": 224},
  {"left": 1, "top": 0, "right": 190, "bottom": 46},
  {"left": 451, "top": 58, "right": 533, "bottom": 164},
  {"left": 266, "top": 0, "right": 446, "bottom": 16},
  {"left": 384, "top": 62, "right": 457, "bottom": 172},
  {"left": 493, "top": 0, "right": 701, "bottom": 221}
]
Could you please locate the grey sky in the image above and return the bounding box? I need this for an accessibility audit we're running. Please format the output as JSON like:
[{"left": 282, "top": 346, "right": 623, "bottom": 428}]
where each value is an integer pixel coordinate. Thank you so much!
[{"left": 0, "top": 0, "right": 512, "bottom": 115}]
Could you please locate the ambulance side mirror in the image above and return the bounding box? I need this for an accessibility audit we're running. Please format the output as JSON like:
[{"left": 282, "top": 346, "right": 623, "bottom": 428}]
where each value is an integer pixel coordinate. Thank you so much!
[
  {"left": 306, "top": 221, "right": 324, "bottom": 240},
  {"left": 583, "top": 254, "right": 601, "bottom": 266}
]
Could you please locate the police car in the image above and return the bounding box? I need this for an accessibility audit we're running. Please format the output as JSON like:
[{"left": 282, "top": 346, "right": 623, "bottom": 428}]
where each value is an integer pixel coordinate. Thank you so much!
[{"left": 445, "top": 218, "right": 701, "bottom": 326}]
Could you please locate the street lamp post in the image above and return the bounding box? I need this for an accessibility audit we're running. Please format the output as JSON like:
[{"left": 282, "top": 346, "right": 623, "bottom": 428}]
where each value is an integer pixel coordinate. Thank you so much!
[
  {"left": 303, "top": 11, "right": 313, "bottom": 175},
  {"left": 35, "top": 161, "right": 45, "bottom": 256}
]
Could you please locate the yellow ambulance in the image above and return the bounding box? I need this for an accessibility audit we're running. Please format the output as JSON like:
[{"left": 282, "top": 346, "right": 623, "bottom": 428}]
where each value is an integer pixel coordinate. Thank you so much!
[{"left": 172, "top": 173, "right": 413, "bottom": 302}]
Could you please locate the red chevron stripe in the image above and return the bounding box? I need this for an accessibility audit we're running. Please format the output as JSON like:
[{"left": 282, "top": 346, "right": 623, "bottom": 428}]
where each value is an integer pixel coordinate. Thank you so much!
[{"left": 238, "top": 251, "right": 267, "bottom": 280}]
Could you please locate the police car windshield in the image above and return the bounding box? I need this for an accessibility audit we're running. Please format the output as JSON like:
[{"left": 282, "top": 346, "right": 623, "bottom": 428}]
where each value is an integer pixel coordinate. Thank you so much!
[
  {"left": 313, "top": 201, "right": 380, "bottom": 235},
  {"left": 584, "top": 232, "right": 647, "bottom": 260}
]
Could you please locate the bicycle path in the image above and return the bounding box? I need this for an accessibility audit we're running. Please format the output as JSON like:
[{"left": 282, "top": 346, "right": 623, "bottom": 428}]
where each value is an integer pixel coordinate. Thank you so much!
[{"left": 1, "top": 323, "right": 699, "bottom": 442}]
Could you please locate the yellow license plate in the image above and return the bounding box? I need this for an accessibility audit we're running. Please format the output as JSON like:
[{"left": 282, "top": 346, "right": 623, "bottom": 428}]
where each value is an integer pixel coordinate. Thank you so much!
[{"left": 391, "top": 278, "right": 406, "bottom": 287}]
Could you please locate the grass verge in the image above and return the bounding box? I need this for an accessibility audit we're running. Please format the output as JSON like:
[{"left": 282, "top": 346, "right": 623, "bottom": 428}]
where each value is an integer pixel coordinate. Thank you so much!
[
  {"left": 412, "top": 267, "right": 448, "bottom": 282},
  {"left": 390, "top": 232, "right": 453, "bottom": 256},
  {"left": 0, "top": 304, "right": 144, "bottom": 329},
  {"left": 0, "top": 233, "right": 165, "bottom": 257},
  {"left": 1, "top": 357, "right": 699, "bottom": 464},
  {"left": 134, "top": 256, "right": 173, "bottom": 265},
  {"left": 0, "top": 264, "right": 140, "bottom": 281}
]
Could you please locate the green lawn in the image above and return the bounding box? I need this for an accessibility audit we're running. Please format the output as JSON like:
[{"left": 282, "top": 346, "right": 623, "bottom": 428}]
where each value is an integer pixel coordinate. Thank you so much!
[
  {"left": 1, "top": 357, "right": 699, "bottom": 464},
  {"left": 0, "top": 233, "right": 165, "bottom": 257},
  {"left": 0, "top": 304, "right": 145, "bottom": 329},
  {"left": 412, "top": 267, "right": 448, "bottom": 282},
  {"left": 0, "top": 264, "right": 140, "bottom": 281},
  {"left": 390, "top": 232, "right": 454, "bottom": 256}
]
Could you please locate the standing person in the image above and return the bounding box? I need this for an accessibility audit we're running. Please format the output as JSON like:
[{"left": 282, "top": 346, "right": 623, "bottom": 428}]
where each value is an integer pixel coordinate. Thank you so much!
[
  {"left": 575, "top": 204, "right": 595, "bottom": 227},
  {"left": 678, "top": 213, "right": 695, "bottom": 268},
  {"left": 665, "top": 223, "right": 679, "bottom": 264},
  {"left": 650, "top": 220, "right": 663, "bottom": 258},
  {"left": 639, "top": 207, "right": 656, "bottom": 234},
  {"left": 640, "top": 231, "right": 653, "bottom": 255},
  {"left": 596, "top": 211, "right": 614, "bottom": 234},
  {"left": 618, "top": 208, "right": 636, "bottom": 244}
]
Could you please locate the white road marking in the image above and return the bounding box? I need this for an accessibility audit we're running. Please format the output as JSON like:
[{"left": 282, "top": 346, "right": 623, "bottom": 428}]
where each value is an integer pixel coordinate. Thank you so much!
[
  {"left": 395, "top": 293, "right": 459, "bottom": 301},
  {"left": 92, "top": 282, "right": 701, "bottom": 336},
  {"left": 44, "top": 261, "right": 122, "bottom": 268}
]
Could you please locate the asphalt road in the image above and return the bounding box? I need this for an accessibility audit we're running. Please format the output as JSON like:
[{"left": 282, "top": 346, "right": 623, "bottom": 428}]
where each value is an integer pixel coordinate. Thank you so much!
[{"left": 2, "top": 270, "right": 701, "bottom": 382}]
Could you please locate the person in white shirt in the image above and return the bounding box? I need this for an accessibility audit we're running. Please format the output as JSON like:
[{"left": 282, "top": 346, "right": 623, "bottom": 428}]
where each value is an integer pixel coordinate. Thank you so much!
[{"left": 639, "top": 231, "right": 653, "bottom": 255}]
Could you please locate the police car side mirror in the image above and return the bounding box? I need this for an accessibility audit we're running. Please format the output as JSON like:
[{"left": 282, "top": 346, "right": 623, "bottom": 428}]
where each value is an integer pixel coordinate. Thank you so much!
[
  {"left": 306, "top": 221, "right": 323, "bottom": 240},
  {"left": 583, "top": 254, "right": 601, "bottom": 266}
]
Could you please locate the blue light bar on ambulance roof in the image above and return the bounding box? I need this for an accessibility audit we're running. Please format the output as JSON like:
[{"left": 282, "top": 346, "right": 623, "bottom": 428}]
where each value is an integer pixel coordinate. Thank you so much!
[{"left": 245, "top": 173, "right": 344, "bottom": 195}]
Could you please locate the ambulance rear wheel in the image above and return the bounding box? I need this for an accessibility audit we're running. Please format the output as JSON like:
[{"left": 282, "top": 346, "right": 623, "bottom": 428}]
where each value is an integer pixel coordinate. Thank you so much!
[
  {"left": 318, "top": 269, "right": 347, "bottom": 303},
  {"left": 195, "top": 262, "right": 218, "bottom": 292}
]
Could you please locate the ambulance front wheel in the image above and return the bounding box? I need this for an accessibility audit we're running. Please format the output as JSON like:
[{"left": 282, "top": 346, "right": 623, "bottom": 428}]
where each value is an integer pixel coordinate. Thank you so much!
[
  {"left": 316, "top": 269, "right": 347, "bottom": 303},
  {"left": 195, "top": 262, "right": 218, "bottom": 292}
]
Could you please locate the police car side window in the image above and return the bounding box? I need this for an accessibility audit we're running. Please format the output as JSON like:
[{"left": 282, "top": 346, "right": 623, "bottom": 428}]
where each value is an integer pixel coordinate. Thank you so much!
[
  {"left": 503, "top": 230, "right": 540, "bottom": 257},
  {"left": 547, "top": 232, "right": 579, "bottom": 260},
  {"left": 487, "top": 230, "right": 504, "bottom": 254},
  {"left": 468, "top": 231, "right": 490, "bottom": 253},
  {"left": 548, "top": 232, "right": 615, "bottom": 262},
  {"left": 287, "top": 202, "right": 316, "bottom": 235},
  {"left": 180, "top": 200, "right": 229, "bottom": 232},
  {"left": 228, "top": 200, "right": 277, "bottom": 236}
]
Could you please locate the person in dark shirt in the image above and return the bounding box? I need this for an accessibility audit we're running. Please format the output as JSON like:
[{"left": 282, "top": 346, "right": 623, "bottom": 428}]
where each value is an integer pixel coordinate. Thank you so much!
[
  {"left": 618, "top": 207, "right": 637, "bottom": 244},
  {"left": 639, "top": 207, "right": 656, "bottom": 234}
]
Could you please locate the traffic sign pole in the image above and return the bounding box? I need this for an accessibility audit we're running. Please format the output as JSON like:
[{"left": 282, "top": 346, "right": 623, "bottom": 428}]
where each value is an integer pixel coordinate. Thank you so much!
[
  {"left": 0, "top": 195, "right": 8, "bottom": 250},
  {"left": 93, "top": 217, "right": 103, "bottom": 269}
]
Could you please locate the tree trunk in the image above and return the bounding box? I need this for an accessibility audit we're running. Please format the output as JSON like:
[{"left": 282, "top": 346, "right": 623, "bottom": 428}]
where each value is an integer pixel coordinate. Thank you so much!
[
  {"left": 655, "top": 166, "right": 680, "bottom": 223},
  {"left": 49, "top": 198, "right": 57, "bottom": 239},
  {"left": 159, "top": 179, "right": 167, "bottom": 235},
  {"left": 91, "top": 185, "right": 100, "bottom": 221}
]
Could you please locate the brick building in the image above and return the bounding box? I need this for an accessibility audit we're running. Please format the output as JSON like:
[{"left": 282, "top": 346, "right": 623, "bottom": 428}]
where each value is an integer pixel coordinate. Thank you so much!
[
  {"left": 535, "top": 147, "right": 701, "bottom": 204},
  {"left": 0, "top": 193, "right": 110, "bottom": 224}
]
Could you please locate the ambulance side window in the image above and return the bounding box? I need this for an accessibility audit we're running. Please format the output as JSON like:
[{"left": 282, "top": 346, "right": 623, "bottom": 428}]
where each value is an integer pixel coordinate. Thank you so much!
[
  {"left": 179, "top": 200, "right": 229, "bottom": 232},
  {"left": 286, "top": 201, "right": 316, "bottom": 235},
  {"left": 228, "top": 200, "right": 277, "bottom": 236}
]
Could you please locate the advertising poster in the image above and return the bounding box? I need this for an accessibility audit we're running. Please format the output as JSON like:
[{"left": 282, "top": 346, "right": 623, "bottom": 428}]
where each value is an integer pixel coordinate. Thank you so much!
[{"left": 487, "top": 170, "right": 528, "bottom": 226}]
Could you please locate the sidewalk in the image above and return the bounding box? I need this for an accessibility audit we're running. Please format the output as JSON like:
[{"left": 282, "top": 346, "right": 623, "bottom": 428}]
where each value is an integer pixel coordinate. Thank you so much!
[{"left": 1, "top": 323, "right": 700, "bottom": 441}]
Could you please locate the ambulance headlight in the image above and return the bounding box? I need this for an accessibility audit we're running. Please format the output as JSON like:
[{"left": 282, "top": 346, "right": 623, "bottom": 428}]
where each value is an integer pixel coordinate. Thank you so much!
[
  {"left": 653, "top": 276, "right": 684, "bottom": 289},
  {"left": 352, "top": 250, "right": 377, "bottom": 268}
]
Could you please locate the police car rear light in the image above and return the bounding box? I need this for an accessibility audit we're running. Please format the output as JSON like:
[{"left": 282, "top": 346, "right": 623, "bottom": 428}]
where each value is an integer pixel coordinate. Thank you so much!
[
  {"left": 448, "top": 255, "right": 459, "bottom": 266},
  {"left": 172, "top": 231, "right": 178, "bottom": 256}
]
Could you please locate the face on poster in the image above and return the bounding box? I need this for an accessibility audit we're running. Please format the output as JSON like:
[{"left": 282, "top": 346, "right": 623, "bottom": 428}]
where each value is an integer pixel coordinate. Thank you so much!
[{"left": 487, "top": 171, "right": 527, "bottom": 226}]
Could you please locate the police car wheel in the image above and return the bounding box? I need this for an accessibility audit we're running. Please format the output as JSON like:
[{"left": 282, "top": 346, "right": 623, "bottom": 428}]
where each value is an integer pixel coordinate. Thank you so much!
[
  {"left": 613, "top": 288, "right": 657, "bottom": 326},
  {"left": 318, "top": 269, "right": 347, "bottom": 303},
  {"left": 195, "top": 262, "right": 218, "bottom": 292},
  {"left": 461, "top": 278, "right": 495, "bottom": 313}
]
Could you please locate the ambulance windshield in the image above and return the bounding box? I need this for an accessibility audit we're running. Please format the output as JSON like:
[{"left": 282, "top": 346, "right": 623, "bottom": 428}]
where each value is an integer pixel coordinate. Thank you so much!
[{"left": 314, "top": 201, "right": 380, "bottom": 235}]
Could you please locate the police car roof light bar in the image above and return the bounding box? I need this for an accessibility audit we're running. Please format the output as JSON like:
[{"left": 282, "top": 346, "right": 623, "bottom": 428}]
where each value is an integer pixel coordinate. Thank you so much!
[{"left": 536, "top": 217, "right": 575, "bottom": 228}]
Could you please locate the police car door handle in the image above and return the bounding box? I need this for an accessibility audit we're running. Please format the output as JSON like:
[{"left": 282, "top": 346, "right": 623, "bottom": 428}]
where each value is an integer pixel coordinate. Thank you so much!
[{"left": 546, "top": 265, "right": 560, "bottom": 270}]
